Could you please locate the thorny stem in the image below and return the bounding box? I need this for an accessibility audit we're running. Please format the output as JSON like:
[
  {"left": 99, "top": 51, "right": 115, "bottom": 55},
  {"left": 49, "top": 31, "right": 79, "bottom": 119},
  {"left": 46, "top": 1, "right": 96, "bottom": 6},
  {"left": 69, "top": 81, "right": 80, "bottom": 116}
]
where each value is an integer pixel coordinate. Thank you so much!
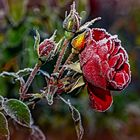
[
  {"left": 57, "top": 94, "right": 69, "bottom": 105},
  {"left": 53, "top": 39, "right": 69, "bottom": 73},
  {"left": 21, "top": 63, "right": 42, "bottom": 98},
  {"left": 58, "top": 52, "right": 75, "bottom": 78}
]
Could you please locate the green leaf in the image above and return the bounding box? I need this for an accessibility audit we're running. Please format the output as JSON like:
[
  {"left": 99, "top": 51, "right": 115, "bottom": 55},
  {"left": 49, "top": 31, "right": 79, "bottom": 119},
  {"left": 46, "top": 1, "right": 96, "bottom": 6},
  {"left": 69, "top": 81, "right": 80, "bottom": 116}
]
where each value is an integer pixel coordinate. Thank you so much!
[
  {"left": 7, "top": 0, "right": 28, "bottom": 25},
  {"left": 3, "top": 99, "right": 31, "bottom": 127},
  {"left": 0, "top": 112, "right": 9, "bottom": 140},
  {"left": 68, "top": 76, "right": 85, "bottom": 93}
]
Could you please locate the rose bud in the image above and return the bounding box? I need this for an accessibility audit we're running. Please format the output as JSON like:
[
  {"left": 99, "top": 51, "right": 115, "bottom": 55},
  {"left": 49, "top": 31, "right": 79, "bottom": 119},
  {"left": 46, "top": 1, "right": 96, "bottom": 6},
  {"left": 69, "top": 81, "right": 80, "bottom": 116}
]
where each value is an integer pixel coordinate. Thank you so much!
[
  {"left": 71, "top": 31, "right": 86, "bottom": 52},
  {"left": 36, "top": 30, "right": 58, "bottom": 63},
  {"left": 63, "top": 2, "right": 81, "bottom": 33},
  {"left": 79, "top": 28, "right": 131, "bottom": 112}
]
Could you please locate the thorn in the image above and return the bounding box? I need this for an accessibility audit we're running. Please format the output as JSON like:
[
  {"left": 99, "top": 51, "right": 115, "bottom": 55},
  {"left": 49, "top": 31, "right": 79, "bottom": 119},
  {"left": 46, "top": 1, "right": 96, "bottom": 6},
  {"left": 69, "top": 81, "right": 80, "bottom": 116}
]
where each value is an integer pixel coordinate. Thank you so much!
[
  {"left": 50, "top": 30, "right": 57, "bottom": 41},
  {"left": 65, "top": 11, "right": 68, "bottom": 18},
  {"left": 71, "top": 1, "right": 76, "bottom": 14}
]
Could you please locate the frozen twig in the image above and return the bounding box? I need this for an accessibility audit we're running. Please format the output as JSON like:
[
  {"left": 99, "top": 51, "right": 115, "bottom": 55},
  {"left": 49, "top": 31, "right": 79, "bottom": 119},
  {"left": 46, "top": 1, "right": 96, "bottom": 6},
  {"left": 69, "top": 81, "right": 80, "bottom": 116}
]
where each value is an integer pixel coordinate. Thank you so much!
[
  {"left": 21, "top": 63, "right": 41, "bottom": 97},
  {"left": 53, "top": 38, "right": 68, "bottom": 73}
]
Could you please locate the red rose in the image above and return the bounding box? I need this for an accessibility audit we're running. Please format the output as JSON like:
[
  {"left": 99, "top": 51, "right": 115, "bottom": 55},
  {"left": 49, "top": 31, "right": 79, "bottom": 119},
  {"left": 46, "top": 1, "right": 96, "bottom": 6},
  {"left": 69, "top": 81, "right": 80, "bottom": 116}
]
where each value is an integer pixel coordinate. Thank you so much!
[{"left": 79, "top": 28, "right": 131, "bottom": 112}]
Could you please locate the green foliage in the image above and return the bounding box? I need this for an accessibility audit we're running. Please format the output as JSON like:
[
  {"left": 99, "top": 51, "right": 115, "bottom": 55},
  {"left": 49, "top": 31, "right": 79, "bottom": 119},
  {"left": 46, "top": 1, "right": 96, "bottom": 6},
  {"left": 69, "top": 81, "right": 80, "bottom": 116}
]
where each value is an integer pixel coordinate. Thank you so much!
[
  {"left": 3, "top": 99, "right": 31, "bottom": 127},
  {"left": 6, "top": 25, "right": 29, "bottom": 47},
  {"left": 7, "top": 0, "right": 27, "bottom": 25}
]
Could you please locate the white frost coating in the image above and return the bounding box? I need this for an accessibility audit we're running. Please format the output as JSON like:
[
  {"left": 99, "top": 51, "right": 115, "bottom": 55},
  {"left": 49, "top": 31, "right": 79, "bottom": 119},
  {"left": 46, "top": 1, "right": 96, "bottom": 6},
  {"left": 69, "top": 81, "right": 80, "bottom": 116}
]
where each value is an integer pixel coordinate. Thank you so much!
[
  {"left": 116, "top": 53, "right": 125, "bottom": 69},
  {"left": 108, "top": 35, "right": 118, "bottom": 41},
  {"left": 120, "top": 46, "right": 129, "bottom": 60},
  {"left": 109, "top": 72, "right": 126, "bottom": 90},
  {"left": 107, "top": 68, "right": 115, "bottom": 81},
  {"left": 92, "top": 28, "right": 111, "bottom": 37},
  {"left": 79, "top": 17, "right": 101, "bottom": 31},
  {"left": 98, "top": 38, "right": 109, "bottom": 46},
  {"left": 85, "top": 28, "right": 94, "bottom": 43}
]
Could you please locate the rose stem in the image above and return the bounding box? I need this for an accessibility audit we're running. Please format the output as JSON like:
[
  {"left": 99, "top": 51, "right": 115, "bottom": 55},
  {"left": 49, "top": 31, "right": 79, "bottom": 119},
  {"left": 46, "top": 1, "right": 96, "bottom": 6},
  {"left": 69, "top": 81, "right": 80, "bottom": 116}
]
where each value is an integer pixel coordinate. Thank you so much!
[
  {"left": 58, "top": 52, "right": 75, "bottom": 78},
  {"left": 53, "top": 39, "right": 69, "bottom": 73},
  {"left": 21, "top": 63, "right": 41, "bottom": 98}
]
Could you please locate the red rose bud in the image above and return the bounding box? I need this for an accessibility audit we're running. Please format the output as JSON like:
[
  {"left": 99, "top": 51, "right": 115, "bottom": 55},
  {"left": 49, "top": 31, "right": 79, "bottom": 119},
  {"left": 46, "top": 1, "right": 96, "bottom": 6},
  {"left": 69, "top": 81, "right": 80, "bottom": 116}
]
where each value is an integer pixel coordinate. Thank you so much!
[
  {"left": 37, "top": 31, "right": 57, "bottom": 62},
  {"left": 79, "top": 28, "right": 131, "bottom": 112},
  {"left": 63, "top": 2, "right": 81, "bottom": 33}
]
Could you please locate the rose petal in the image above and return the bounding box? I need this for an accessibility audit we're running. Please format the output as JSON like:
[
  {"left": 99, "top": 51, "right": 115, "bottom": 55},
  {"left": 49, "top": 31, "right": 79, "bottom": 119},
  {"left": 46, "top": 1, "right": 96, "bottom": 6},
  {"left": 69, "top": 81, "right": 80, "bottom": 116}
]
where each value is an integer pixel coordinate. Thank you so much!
[
  {"left": 101, "top": 61, "right": 110, "bottom": 76},
  {"left": 111, "top": 44, "right": 120, "bottom": 56},
  {"left": 108, "top": 54, "right": 121, "bottom": 68},
  {"left": 122, "top": 62, "right": 131, "bottom": 76},
  {"left": 82, "top": 54, "right": 107, "bottom": 89},
  {"left": 109, "top": 70, "right": 130, "bottom": 90},
  {"left": 118, "top": 47, "right": 128, "bottom": 61},
  {"left": 107, "top": 68, "right": 116, "bottom": 81},
  {"left": 79, "top": 39, "right": 96, "bottom": 67},
  {"left": 87, "top": 83, "right": 113, "bottom": 112},
  {"left": 97, "top": 43, "right": 108, "bottom": 59},
  {"left": 92, "top": 28, "right": 110, "bottom": 41}
]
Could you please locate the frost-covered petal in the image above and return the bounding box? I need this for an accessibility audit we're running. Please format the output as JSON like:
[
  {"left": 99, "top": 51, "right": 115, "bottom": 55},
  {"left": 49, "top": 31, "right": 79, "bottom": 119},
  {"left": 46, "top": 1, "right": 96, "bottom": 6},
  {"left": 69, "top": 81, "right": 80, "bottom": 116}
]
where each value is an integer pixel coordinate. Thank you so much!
[
  {"left": 118, "top": 47, "right": 128, "bottom": 61},
  {"left": 109, "top": 71, "right": 129, "bottom": 90},
  {"left": 123, "top": 62, "right": 131, "bottom": 76},
  {"left": 111, "top": 42, "right": 121, "bottom": 56},
  {"left": 108, "top": 53, "right": 125, "bottom": 69},
  {"left": 79, "top": 39, "right": 96, "bottom": 67},
  {"left": 115, "top": 53, "right": 125, "bottom": 69},
  {"left": 101, "top": 61, "right": 110, "bottom": 76},
  {"left": 97, "top": 43, "right": 108, "bottom": 59},
  {"left": 87, "top": 83, "right": 113, "bottom": 112},
  {"left": 82, "top": 54, "right": 107, "bottom": 89},
  {"left": 92, "top": 28, "right": 110, "bottom": 41},
  {"left": 108, "top": 54, "right": 120, "bottom": 68},
  {"left": 107, "top": 68, "right": 116, "bottom": 81}
]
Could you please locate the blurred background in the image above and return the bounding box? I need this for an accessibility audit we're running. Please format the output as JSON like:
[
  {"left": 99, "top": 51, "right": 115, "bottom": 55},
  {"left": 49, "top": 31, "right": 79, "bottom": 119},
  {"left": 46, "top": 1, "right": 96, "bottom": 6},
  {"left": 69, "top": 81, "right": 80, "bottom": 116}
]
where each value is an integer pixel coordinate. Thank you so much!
[{"left": 0, "top": 0, "right": 140, "bottom": 140}]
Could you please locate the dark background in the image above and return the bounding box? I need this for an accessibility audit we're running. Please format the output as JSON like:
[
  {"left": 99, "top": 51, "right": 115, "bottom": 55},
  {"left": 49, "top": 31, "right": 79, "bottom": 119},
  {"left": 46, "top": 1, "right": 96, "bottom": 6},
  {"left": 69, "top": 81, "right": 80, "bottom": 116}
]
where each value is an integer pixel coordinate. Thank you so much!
[{"left": 0, "top": 0, "right": 140, "bottom": 140}]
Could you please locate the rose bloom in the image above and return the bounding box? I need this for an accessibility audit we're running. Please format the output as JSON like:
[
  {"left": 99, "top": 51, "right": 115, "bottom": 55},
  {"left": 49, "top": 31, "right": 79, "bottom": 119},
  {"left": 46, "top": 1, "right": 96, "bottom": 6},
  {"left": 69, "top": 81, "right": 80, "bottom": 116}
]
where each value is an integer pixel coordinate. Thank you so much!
[{"left": 78, "top": 28, "right": 131, "bottom": 112}]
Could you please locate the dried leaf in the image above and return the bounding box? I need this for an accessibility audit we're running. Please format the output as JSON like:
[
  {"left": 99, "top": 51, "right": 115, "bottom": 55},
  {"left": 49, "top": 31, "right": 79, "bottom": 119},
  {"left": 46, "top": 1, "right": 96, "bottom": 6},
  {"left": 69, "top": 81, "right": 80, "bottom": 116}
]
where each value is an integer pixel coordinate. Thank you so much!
[
  {"left": 68, "top": 76, "right": 85, "bottom": 93},
  {"left": 58, "top": 95, "right": 84, "bottom": 140},
  {"left": 68, "top": 101, "right": 84, "bottom": 140},
  {"left": 65, "top": 63, "right": 82, "bottom": 73}
]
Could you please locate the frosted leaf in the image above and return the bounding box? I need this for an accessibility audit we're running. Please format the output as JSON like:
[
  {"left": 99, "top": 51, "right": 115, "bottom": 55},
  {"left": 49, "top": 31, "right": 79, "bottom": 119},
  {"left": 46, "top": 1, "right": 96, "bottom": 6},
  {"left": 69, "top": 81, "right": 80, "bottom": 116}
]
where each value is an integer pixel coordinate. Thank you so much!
[
  {"left": 68, "top": 76, "right": 85, "bottom": 93},
  {"left": 3, "top": 99, "right": 31, "bottom": 127},
  {"left": 68, "top": 100, "right": 84, "bottom": 140}
]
